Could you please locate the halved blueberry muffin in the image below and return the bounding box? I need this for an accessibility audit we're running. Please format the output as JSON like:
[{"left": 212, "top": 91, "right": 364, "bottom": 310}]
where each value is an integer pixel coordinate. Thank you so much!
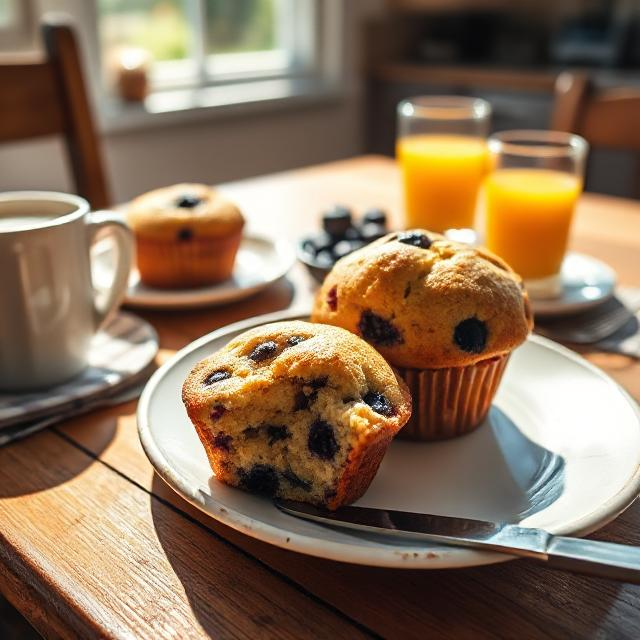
[{"left": 182, "top": 320, "right": 411, "bottom": 509}]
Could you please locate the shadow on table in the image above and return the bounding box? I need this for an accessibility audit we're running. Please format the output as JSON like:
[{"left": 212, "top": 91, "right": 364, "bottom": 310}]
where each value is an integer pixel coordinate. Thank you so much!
[
  {"left": 148, "top": 469, "right": 627, "bottom": 639},
  {"left": 0, "top": 404, "right": 119, "bottom": 498}
]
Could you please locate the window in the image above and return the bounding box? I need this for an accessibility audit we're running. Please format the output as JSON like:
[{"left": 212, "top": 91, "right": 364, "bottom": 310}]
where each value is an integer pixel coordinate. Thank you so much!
[
  {"left": 0, "top": 0, "right": 35, "bottom": 51},
  {"left": 97, "top": 0, "right": 317, "bottom": 92}
]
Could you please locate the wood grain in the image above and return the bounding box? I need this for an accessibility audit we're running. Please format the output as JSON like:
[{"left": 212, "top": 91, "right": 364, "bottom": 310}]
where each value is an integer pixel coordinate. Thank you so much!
[
  {"left": 0, "top": 431, "right": 372, "bottom": 639},
  {"left": 2, "top": 156, "right": 640, "bottom": 639}
]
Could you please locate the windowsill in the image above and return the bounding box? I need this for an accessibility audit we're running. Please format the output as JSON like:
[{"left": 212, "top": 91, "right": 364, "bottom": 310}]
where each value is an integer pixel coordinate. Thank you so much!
[{"left": 99, "top": 76, "right": 344, "bottom": 135}]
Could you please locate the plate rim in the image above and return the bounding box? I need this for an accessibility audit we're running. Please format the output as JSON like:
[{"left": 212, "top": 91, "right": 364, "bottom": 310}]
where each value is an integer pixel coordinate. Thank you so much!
[
  {"left": 123, "top": 233, "right": 295, "bottom": 309},
  {"left": 531, "top": 252, "right": 616, "bottom": 317},
  {"left": 137, "top": 309, "right": 640, "bottom": 569}
]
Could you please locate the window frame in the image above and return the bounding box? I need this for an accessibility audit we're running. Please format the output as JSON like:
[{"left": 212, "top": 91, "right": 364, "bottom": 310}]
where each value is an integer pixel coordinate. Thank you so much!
[
  {"left": 10, "top": 0, "right": 344, "bottom": 131},
  {"left": 98, "top": 0, "right": 321, "bottom": 92}
]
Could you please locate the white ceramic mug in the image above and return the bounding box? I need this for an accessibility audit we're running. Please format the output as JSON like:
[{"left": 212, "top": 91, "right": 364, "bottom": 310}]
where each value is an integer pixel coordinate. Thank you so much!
[{"left": 0, "top": 192, "right": 133, "bottom": 391}]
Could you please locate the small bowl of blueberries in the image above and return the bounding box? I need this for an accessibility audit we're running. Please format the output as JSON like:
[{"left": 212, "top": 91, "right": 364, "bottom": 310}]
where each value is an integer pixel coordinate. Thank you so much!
[{"left": 298, "top": 205, "right": 389, "bottom": 282}]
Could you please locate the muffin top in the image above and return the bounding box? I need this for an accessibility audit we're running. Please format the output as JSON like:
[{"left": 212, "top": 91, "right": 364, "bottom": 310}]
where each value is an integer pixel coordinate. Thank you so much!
[
  {"left": 182, "top": 320, "right": 412, "bottom": 440},
  {"left": 127, "top": 183, "right": 244, "bottom": 239},
  {"left": 311, "top": 230, "right": 533, "bottom": 369}
]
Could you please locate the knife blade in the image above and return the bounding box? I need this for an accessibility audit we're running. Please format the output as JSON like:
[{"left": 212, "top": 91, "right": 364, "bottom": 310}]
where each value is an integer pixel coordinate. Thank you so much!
[{"left": 275, "top": 499, "right": 640, "bottom": 583}]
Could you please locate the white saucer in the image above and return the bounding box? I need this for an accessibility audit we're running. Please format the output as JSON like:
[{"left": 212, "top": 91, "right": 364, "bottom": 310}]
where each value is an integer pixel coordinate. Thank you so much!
[
  {"left": 94, "top": 234, "right": 295, "bottom": 310},
  {"left": 138, "top": 311, "right": 640, "bottom": 569},
  {"left": 1, "top": 312, "right": 158, "bottom": 429},
  {"left": 531, "top": 252, "right": 616, "bottom": 317}
]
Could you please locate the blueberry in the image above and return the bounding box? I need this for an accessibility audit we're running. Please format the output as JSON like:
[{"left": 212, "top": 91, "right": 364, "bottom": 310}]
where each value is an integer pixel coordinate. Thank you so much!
[
  {"left": 314, "top": 249, "right": 334, "bottom": 269},
  {"left": 360, "top": 222, "right": 386, "bottom": 242},
  {"left": 345, "top": 226, "right": 362, "bottom": 241},
  {"left": 326, "top": 285, "right": 338, "bottom": 311},
  {"left": 397, "top": 231, "right": 432, "bottom": 249},
  {"left": 333, "top": 239, "right": 364, "bottom": 260},
  {"left": 362, "top": 208, "right": 387, "bottom": 226},
  {"left": 308, "top": 420, "right": 339, "bottom": 460},
  {"left": 210, "top": 404, "right": 226, "bottom": 420},
  {"left": 282, "top": 469, "right": 311, "bottom": 491},
  {"left": 322, "top": 205, "right": 352, "bottom": 237},
  {"left": 358, "top": 310, "right": 403, "bottom": 346},
  {"left": 212, "top": 433, "right": 233, "bottom": 451},
  {"left": 176, "top": 227, "right": 193, "bottom": 242},
  {"left": 363, "top": 391, "right": 395, "bottom": 417},
  {"left": 204, "top": 370, "right": 231, "bottom": 386},
  {"left": 311, "top": 232, "right": 334, "bottom": 253},
  {"left": 286, "top": 335, "right": 306, "bottom": 347},
  {"left": 454, "top": 317, "right": 487, "bottom": 354},
  {"left": 266, "top": 425, "right": 291, "bottom": 445},
  {"left": 242, "top": 426, "right": 260, "bottom": 439},
  {"left": 293, "top": 391, "right": 311, "bottom": 411},
  {"left": 302, "top": 238, "right": 317, "bottom": 255},
  {"left": 309, "top": 376, "right": 328, "bottom": 389},
  {"left": 249, "top": 341, "right": 277, "bottom": 362},
  {"left": 302, "top": 232, "right": 333, "bottom": 256},
  {"left": 240, "top": 464, "right": 279, "bottom": 496},
  {"left": 175, "top": 194, "right": 201, "bottom": 208}
]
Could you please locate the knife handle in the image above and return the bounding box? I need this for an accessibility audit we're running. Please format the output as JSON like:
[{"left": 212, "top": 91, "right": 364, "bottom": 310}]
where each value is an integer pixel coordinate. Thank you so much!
[{"left": 546, "top": 536, "right": 640, "bottom": 584}]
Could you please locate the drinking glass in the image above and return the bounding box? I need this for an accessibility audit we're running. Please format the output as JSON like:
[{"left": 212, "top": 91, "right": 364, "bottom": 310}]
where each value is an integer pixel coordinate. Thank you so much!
[
  {"left": 484, "top": 130, "right": 588, "bottom": 296},
  {"left": 396, "top": 96, "right": 491, "bottom": 233}
]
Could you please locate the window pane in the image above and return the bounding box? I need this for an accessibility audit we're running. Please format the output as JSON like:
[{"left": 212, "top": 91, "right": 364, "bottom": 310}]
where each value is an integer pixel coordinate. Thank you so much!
[
  {"left": 98, "top": 0, "right": 193, "bottom": 63},
  {"left": 205, "top": 0, "right": 278, "bottom": 55},
  {"left": 0, "top": 0, "right": 13, "bottom": 27}
]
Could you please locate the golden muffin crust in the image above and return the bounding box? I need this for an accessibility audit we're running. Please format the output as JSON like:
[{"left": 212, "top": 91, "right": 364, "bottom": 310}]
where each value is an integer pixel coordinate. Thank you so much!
[
  {"left": 182, "top": 321, "right": 411, "bottom": 509},
  {"left": 311, "top": 230, "right": 533, "bottom": 369},
  {"left": 127, "top": 183, "right": 244, "bottom": 239}
]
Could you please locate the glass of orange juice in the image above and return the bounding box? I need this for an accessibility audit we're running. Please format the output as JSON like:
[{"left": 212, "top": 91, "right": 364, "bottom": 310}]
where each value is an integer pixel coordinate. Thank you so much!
[
  {"left": 397, "top": 96, "right": 491, "bottom": 234},
  {"left": 484, "top": 130, "right": 588, "bottom": 297}
]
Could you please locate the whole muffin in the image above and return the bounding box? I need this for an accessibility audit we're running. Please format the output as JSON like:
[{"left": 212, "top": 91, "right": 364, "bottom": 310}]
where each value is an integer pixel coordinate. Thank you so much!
[
  {"left": 312, "top": 230, "right": 532, "bottom": 440},
  {"left": 127, "top": 183, "right": 244, "bottom": 288},
  {"left": 182, "top": 321, "right": 411, "bottom": 509}
]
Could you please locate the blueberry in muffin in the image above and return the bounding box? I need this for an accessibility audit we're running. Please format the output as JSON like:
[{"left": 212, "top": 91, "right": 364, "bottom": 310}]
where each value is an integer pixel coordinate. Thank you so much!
[{"left": 182, "top": 320, "right": 411, "bottom": 509}]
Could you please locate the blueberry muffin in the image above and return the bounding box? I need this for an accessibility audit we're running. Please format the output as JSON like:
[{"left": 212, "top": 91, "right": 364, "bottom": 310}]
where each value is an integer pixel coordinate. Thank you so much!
[
  {"left": 311, "top": 230, "right": 532, "bottom": 440},
  {"left": 127, "top": 183, "right": 244, "bottom": 288},
  {"left": 182, "top": 321, "right": 411, "bottom": 509}
]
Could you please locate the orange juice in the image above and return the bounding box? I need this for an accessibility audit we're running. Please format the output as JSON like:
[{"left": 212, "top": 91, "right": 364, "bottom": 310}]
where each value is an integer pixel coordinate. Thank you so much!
[
  {"left": 397, "top": 134, "right": 488, "bottom": 232},
  {"left": 485, "top": 168, "right": 582, "bottom": 279}
]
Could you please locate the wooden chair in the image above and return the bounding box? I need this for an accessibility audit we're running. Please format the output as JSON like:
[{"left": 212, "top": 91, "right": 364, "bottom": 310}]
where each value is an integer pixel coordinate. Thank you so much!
[
  {"left": 0, "top": 19, "right": 110, "bottom": 209},
  {"left": 552, "top": 72, "right": 640, "bottom": 196}
]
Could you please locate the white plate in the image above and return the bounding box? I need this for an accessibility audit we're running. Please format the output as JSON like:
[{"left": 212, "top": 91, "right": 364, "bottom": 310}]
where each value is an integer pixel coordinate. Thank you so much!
[
  {"left": 94, "top": 234, "right": 295, "bottom": 309},
  {"left": 138, "top": 311, "right": 640, "bottom": 569},
  {"left": 531, "top": 252, "right": 616, "bottom": 317}
]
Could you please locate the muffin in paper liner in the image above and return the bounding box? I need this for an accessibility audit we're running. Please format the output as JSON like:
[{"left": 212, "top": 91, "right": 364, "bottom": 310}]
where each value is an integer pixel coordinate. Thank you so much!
[
  {"left": 127, "top": 183, "right": 245, "bottom": 288},
  {"left": 135, "top": 232, "right": 242, "bottom": 288},
  {"left": 395, "top": 354, "right": 510, "bottom": 441}
]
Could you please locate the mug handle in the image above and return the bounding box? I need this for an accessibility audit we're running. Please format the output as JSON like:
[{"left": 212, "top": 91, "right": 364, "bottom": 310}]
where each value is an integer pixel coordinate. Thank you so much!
[{"left": 85, "top": 210, "right": 134, "bottom": 329}]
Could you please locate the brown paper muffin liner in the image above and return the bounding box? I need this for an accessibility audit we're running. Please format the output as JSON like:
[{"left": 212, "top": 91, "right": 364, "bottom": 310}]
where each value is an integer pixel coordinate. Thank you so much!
[
  {"left": 135, "top": 232, "right": 242, "bottom": 288},
  {"left": 395, "top": 354, "right": 510, "bottom": 441}
]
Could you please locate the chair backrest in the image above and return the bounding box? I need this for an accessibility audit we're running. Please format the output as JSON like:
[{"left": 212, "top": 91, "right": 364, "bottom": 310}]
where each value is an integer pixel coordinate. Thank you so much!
[
  {"left": 552, "top": 71, "right": 640, "bottom": 152},
  {"left": 0, "top": 19, "right": 110, "bottom": 209}
]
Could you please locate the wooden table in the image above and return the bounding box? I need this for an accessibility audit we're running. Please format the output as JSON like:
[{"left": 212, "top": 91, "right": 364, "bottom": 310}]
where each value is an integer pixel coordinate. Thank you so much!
[{"left": 1, "top": 156, "right": 640, "bottom": 639}]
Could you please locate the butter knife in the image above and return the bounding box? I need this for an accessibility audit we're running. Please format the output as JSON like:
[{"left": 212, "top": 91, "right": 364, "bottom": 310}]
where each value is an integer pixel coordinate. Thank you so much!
[{"left": 275, "top": 500, "right": 640, "bottom": 583}]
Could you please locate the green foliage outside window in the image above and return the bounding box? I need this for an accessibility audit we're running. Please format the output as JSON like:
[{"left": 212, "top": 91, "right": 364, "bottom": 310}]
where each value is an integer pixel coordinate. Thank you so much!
[{"left": 99, "top": 0, "right": 277, "bottom": 63}]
